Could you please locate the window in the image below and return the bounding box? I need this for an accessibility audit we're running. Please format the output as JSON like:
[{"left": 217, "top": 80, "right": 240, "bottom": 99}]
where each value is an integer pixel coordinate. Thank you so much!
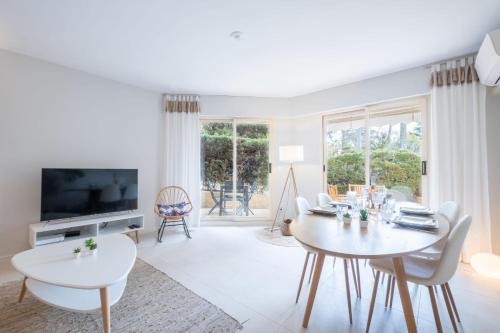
[
  {"left": 200, "top": 119, "right": 271, "bottom": 219},
  {"left": 324, "top": 98, "right": 427, "bottom": 203}
]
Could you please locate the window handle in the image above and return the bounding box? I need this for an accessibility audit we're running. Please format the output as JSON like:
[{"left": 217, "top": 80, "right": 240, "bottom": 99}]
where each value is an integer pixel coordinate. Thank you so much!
[
  {"left": 269, "top": 163, "right": 272, "bottom": 174},
  {"left": 421, "top": 161, "right": 427, "bottom": 176}
]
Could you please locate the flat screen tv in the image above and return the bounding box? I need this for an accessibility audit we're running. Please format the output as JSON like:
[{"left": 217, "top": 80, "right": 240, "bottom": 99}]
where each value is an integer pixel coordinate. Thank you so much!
[{"left": 41, "top": 168, "right": 138, "bottom": 221}]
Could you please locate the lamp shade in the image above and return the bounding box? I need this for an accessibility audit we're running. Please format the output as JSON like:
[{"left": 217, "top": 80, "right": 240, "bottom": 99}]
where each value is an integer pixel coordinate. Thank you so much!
[{"left": 279, "top": 145, "right": 304, "bottom": 162}]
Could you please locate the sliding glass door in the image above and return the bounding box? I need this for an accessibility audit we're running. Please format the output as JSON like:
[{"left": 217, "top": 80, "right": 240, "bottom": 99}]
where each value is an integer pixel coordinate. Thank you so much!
[
  {"left": 200, "top": 119, "right": 271, "bottom": 220},
  {"left": 368, "top": 110, "right": 423, "bottom": 202},
  {"left": 324, "top": 98, "right": 426, "bottom": 203},
  {"left": 324, "top": 110, "right": 367, "bottom": 199}
]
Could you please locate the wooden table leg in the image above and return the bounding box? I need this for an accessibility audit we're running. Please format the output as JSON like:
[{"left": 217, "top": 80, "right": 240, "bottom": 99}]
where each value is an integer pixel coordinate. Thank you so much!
[
  {"left": 135, "top": 230, "right": 140, "bottom": 244},
  {"left": 18, "top": 277, "right": 27, "bottom": 303},
  {"left": 302, "top": 252, "right": 325, "bottom": 328},
  {"left": 100, "top": 287, "right": 110, "bottom": 333},
  {"left": 392, "top": 257, "right": 417, "bottom": 333}
]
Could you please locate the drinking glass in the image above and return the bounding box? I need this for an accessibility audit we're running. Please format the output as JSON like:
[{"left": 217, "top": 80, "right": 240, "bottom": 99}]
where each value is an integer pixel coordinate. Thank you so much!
[
  {"left": 336, "top": 205, "right": 347, "bottom": 222},
  {"left": 373, "top": 190, "right": 386, "bottom": 210},
  {"left": 352, "top": 199, "right": 362, "bottom": 214}
]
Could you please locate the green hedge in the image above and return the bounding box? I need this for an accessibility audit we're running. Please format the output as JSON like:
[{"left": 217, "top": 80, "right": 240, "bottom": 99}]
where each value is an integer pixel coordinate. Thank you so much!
[
  {"left": 327, "top": 152, "right": 365, "bottom": 193},
  {"left": 201, "top": 124, "right": 269, "bottom": 189},
  {"left": 327, "top": 149, "right": 421, "bottom": 195}
]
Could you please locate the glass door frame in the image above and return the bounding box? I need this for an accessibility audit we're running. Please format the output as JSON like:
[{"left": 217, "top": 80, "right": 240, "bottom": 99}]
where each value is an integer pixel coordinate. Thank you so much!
[
  {"left": 322, "top": 96, "right": 429, "bottom": 205},
  {"left": 200, "top": 116, "right": 273, "bottom": 223}
]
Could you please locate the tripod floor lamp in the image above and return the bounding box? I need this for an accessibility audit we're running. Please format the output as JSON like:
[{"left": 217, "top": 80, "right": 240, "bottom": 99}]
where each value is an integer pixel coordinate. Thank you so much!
[{"left": 271, "top": 145, "right": 304, "bottom": 232}]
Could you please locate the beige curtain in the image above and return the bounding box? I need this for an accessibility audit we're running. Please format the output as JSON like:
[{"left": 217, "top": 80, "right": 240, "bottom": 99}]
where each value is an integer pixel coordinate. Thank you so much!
[
  {"left": 165, "top": 95, "right": 201, "bottom": 113},
  {"left": 430, "top": 57, "right": 480, "bottom": 87}
]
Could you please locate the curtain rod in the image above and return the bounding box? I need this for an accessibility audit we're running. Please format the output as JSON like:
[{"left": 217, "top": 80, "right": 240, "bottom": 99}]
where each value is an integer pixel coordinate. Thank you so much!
[{"left": 422, "top": 52, "right": 477, "bottom": 69}]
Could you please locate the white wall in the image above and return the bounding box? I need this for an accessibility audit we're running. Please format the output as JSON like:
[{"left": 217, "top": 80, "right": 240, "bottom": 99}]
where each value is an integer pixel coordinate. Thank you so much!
[
  {"left": 290, "top": 67, "right": 430, "bottom": 116},
  {"left": 200, "top": 95, "right": 290, "bottom": 118},
  {"left": 0, "top": 50, "right": 163, "bottom": 257}
]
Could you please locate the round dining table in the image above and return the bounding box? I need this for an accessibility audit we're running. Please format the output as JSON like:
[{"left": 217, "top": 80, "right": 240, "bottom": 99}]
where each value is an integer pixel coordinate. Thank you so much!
[{"left": 291, "top": 213, "right": 450, "bottom": 333}]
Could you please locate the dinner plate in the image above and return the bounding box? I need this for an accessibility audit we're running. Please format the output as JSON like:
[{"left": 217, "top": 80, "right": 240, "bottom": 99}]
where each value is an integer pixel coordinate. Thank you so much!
[
  {"left": 400, "top": 207, "right": 434, "bottom": 216},
  {"left": 393, "top": 215, "right": 439, "bottom": 230},
  {"left": 308, "top": 207, "right": 337, "bottom": 216}
]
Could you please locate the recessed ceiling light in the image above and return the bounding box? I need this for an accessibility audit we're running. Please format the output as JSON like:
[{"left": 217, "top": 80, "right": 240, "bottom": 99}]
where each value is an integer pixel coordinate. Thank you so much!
[{"left": 230, "top": 31, "right": 243, "bottom": 40}]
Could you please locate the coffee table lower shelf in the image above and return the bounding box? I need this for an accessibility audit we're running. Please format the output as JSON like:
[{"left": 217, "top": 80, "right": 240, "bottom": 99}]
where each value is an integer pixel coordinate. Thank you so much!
[{"left": 26, "top": 278, "right": 127, "bottom": 312}]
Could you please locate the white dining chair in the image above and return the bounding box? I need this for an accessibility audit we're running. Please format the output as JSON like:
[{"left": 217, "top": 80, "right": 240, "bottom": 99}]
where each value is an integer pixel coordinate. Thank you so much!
[
  {"left": 413, "top": 201, "right": 460, "bottom": 259},
  {"left": 366, "top": 215, "right": 472, "bottom": 333},
  {"left": 295, "top": 196, "right": 360, "bottom": 324},
  {"left": 438, "top": 201, "right": 460, "bottom": 229},
  {"left": 380, "top": 201, "right": 460, "bottom": 313},
  {"left": 317, "top": 192, "right": 333, "bottom": 206},
  {"left": 296, "top": 196, "right": 312, "bottom": 214}
]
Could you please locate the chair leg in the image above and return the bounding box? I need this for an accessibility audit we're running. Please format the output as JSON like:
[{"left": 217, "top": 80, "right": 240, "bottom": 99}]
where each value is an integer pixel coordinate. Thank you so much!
[
  {"left": 366, "top": 270, "right": 381, "bottom": 333},
  {"left": 343, "top": 259, "right": 353, "bottom": 324},
  {"left": 385, "top": 275, "right": 392, "bottom": 307},
  {"left": 356, "top": 259, "right": 362, "bottom": 298},
  {"left": 389, "top": 275, "right": 396, "bottom": 308},
  {"left": 381, "top": 272, "right": 386, "bottom": 284},
  {"left": 157, "top": 220, "right": 166, "bottom": 242},
  {"left": 434, "top": 285, "right": 438, "bottom": 294},
  {"left": 445, "top": 283, "right": 461, "bottom": 322},
  {"left": 182, "top": 217, "right": 192, "bottom": 239},
  {"left": 428, "top": 286, "right": 443, "bottom": 333},
  {"left": 208, "top": 203, "right": 219, "bottom": 215},
  {"left": 350, "top": 258, "right": 359, "bottom": 298},
  {"left": 441, "top": 284, "right": 458, "bottom": 333},
  {"left": 308, "top": 253, "right": 317, "bottom": 284},
  {"left": 296, "top": 252, "right": 311, "bottom": 303},
  {"left": 332, "top": 256, "right": 337, "bottom": 270}
]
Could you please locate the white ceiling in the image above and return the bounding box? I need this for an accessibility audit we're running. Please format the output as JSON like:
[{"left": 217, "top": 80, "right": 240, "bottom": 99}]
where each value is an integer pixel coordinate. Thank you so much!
[{"left": 1, "top": 0, "right": 499, "bottom": 97}]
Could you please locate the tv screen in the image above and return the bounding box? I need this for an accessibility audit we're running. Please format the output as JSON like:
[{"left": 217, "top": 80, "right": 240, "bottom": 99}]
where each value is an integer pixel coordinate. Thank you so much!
[{"left": 41, "top": 168, "right": 138, "bottom": 221}]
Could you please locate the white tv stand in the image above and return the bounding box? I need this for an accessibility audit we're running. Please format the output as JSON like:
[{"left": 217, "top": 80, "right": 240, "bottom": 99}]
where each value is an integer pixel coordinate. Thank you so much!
[{"left": 29, "top": 212, "right": 144, "bottom": 248}]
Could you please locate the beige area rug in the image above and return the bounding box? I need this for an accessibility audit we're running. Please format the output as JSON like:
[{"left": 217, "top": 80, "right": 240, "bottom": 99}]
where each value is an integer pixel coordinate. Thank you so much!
[
  {"left": 0, "top": 259, "right": 242, "bottom": 333},
  {"left": 255, "top": 228, "right": 300, "bottom": 247}
]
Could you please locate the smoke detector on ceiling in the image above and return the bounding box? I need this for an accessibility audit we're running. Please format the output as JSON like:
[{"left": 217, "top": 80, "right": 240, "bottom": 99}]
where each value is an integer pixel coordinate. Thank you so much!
[{"left": 229, "top": 31, "right": 243, "bottom": 40}]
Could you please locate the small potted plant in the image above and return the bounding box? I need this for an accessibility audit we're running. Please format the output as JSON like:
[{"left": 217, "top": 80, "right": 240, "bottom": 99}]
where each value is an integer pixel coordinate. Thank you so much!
[
  {"left": 343, "top": 212, "right": 352, "bottom": 224},
  {"left": 84, "top": 238, "right": 98, "bottom": 255},
  {"left": 72, "top": 247, "right": 81, "bottom": 259},
  {"left": 89, "top": 242, "right": 98, "bottom": 255},
  {"left": 359, "top": 209, "right": 369, "bottom": 228}
]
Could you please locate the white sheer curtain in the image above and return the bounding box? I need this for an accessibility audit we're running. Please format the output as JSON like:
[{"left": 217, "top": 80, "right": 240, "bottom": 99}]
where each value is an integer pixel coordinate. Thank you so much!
[
  {"left": 429, "top": 58, "right": 491, "bottom": 262},
  {"left": 163, "top": 95, "right": 201, "bottom": 227}
]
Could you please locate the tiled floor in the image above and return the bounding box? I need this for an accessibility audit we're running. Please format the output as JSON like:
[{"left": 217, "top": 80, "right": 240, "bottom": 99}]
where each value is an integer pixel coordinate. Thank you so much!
[{"left": 2, "top": 226, "right": 500, "bottom": 332}]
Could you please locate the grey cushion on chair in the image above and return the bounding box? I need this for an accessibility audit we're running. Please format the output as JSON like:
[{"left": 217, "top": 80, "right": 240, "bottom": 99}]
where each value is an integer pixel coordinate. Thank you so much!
[{"left": 157, "top": 202, "right": 189, "bottom": 216}]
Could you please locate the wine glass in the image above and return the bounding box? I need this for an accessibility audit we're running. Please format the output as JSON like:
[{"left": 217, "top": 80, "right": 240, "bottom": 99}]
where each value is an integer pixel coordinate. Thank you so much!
[
  {"left": 336, "top": 205, "right": 347, "bottom": 222},
  {"left": 372, "top": 189, "right": 387, "bottom": 211}
]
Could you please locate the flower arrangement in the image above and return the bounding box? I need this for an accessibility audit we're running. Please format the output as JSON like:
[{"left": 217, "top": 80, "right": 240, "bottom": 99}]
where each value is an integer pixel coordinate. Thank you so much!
[{"left": 343, "top": 212, "right": 352, "bottom": 224}]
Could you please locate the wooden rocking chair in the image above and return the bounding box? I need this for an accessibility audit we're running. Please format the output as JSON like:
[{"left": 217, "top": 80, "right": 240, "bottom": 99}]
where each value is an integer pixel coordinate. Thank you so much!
[{"left": 154, "top": 186, "right": 193, "bottom": 241}]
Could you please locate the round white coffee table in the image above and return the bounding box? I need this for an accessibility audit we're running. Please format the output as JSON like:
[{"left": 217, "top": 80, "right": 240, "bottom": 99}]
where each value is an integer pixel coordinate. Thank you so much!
[{"left": 11, "top": 234, "right": 137, "bottom": 333}]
